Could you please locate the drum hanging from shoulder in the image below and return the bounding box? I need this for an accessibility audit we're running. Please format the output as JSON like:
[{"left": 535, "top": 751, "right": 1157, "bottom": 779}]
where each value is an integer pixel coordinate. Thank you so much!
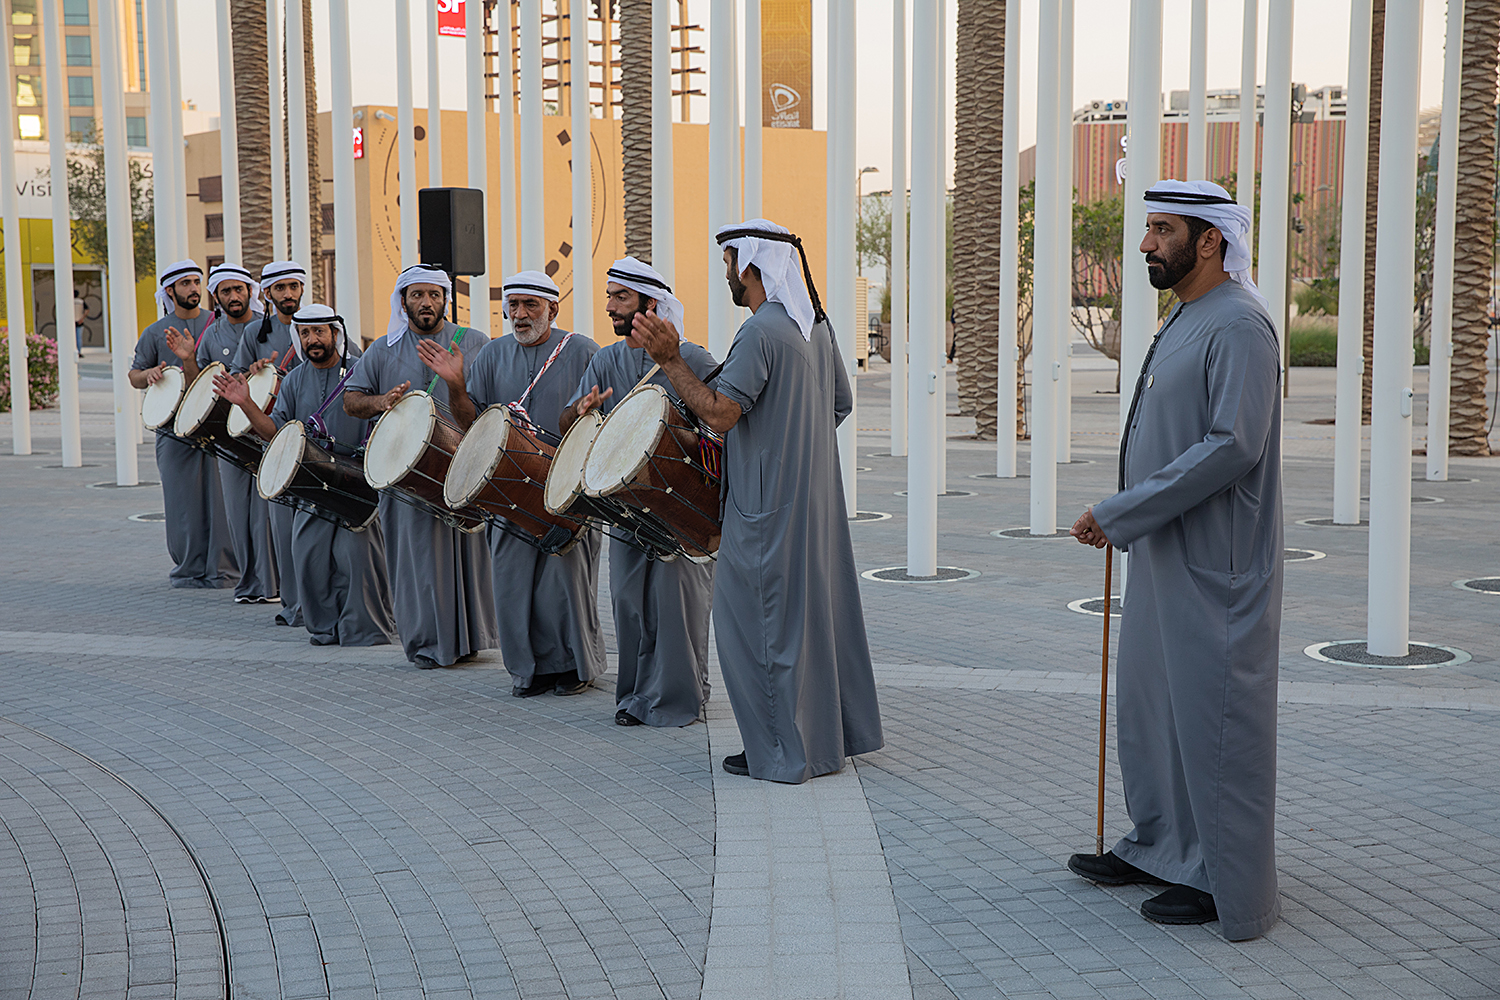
[
  {"left": 583, "top": 384, "right": 722, "bottom": 559},
  {"left": 173, "top": 362, "right": 265, "bottom": 471},
  {"left": 363, "top": 389, "right": 485, "bottom": 533},
  {"left": 227, "top": 365, "right": 280, "bottom": 439},
  {"left": 258, "top": 420, "right": 380, "bottom": 532},
  {"left": 444, "top": 404, "right": 585, "bottom": 553},
  {"left": 139, "top": 365, "right": 185, "bottom": 430}
]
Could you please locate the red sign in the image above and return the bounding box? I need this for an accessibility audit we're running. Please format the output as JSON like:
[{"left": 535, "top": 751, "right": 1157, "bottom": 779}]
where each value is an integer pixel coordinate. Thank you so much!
[
  {"left": 437, "top": 0, "right": 465, "bottom": 37},
  {"left": 352, "top": 127, "right": 364, "bottom": 160}
]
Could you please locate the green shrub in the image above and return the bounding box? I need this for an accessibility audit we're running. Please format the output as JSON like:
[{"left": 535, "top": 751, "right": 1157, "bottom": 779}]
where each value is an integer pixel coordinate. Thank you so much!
[
  {"left": 0, "top": 330, "right": 59, "bottom": 411},
  {"left": 1294, "top": 278, "right": 1340, "bottom": 317},
  {"left": 1289, "top": 319, "right": 1338, "bottom": 366}
]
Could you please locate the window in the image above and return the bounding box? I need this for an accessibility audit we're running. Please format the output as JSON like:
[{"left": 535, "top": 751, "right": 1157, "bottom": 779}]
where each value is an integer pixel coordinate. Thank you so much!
[
  {"left": 62, "top": 0, "right": 89, "bottom": 26},
  {"left": 125, "top": 115, "right": 146, "bottom": 147},
  {"left": 205, "top": 214, "right": 224, "bottom": 241},
  {"left": 13, "top": 33, "right": 36, "bottom": 66},
  {"left": 65, "top": 34, "right": 90, "bottom": 67},
  {"left": 198, "top": 175, "right": 223, "bottom": 202},
  {"left": 18, "top": 114, "right": 41, "bottom": 139},
  {"left": 11, "top": 1, "right": 36, "bottom": 26},
  {"left": 321, "top": 203, "right": 335, "bottom": 234},
  {"left": 68, "top": 115, "right": 93, "bottom": 139},
  {"left": 15, "top": 74, "right": 41, "bottom": 107},
  {"left": 67, "top": 75, "right": 92, "bottom": 107}
]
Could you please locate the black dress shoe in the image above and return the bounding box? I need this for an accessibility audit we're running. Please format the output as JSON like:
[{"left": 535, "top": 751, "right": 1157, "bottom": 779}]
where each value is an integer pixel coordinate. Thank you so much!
[
  {"left": 455, "top": 652, "right": 478, "bottom": 664},
  {"left": 1141, "top": 884, "right": 1218, "bottom": 925},
  {"left": 722, "top": 753, "right": 750, "bottom": 776},
  {"left": 1067, "top": 851, "right": 1171, "bottom": 886},
  {"left": 553, "top": 678, "right": 592, "bottom": 696},
  {"left": 615, "top": 709, "right": 643, "bottom": 726},
  {"left": 512, "top": 676, "right": 556, "bottom": 697},
  {"left": 413, "top": 654, "right": 444, "bottom": 669}
]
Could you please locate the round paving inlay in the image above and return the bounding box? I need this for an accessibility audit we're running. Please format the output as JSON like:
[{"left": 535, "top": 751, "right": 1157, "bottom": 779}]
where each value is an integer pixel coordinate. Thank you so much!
[
  {"left": 1068, "top": 596, "right": 1123, "bottom": 616},
  {"left": 1453, "top": 577, "right": 1500, "bottom": 595},
  {"left": 129, "top": 512, "right": 167, "bottom": 522},
  {"left": 1304, "top": 640, "right": 1471, "bottom": 669},
  {"left": 970, "top": 473, "right": 1031, "bottom": 480},
  {"left": 88, "top": 480, "right": 160, "bottom": 489},
  {"left": 894, "top": 489, "right": 978, "bottom": 498},
  {"left": 861, "top": 566, "right": 980, "bottom": 584},
  {"left": 1284, "top": 548, "right": 1327, "bottom": 562},
  {"left": 1297, "top": 517, "right": 1369, "bottom": 527},
  {"left": 992, "top": 528, "right": 1072, "bottom": 540},
  {"left": 849, "top": 511, "right": 892, "bottom": 523}
]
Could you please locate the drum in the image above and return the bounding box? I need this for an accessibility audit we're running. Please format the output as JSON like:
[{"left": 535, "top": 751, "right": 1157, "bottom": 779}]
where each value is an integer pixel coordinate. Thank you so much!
[
  {"left": 139, "top": 365, "right": 185, "bottom": 430},
  {"left": 544, "top": 408, "right": 681, "bottom": 558},
  {"left": 258, "top": 420, "right": 380, "bottom": 532},
  {"left": 227, "top": 365, "right": 280, "bottom": 439},
  {"left": 363, "top": 390, "right": 485, "bottom": 533},
  {"left": 583, "top": 384, "right": 722, "bottom": 558},
  {"left": 444, "top": 404, "right": 584, "bottom": 553},
  {"left": 174, "top": 362, "right": 265, "bottom": 471}
]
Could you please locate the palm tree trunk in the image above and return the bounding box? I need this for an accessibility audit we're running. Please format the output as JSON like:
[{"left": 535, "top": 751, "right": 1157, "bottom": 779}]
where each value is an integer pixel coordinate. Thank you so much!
[
  {"left": 230, "top": 1, "right": 271, "bottom": 268},
  {"left": 951, "top": 0, "right": 1006, "bottom": 438},
  {"left": 1361, "top": 0, "right": 1384, "bottom": 424},
  {"left": 1448, "top": 0, "right": 1499, "bottom": 455},
  {"left": 618, "top": 0, "right": 652, "bottom": 261},
  {"left": 301, "top": 0, "right": 323, "bottom": 302}
]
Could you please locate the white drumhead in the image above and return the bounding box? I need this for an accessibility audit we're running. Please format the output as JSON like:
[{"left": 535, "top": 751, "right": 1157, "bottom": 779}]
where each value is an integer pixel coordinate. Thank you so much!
[
  {"left": 258, "top": 420, "right": 306, "bottom": 499},
  {"left": 444, "top": 404, "right": 511, "bottom": 507},
  {"left": 174, "top": 362, "right": 226, "bottom": 436},
  {"left": 545, "top": 409, "right": 603, "bottom": 513},
  {"left": 228, "top": 366, "right": 278, "bottom": 438},
  {"left": 139, "top": 366, "right": 184, "bottom": 429},
  {"left": 583, "top": 385, "right": 667, "bottom": 497},
  {"left": 364, "top": 391, "right": 435, "bottom": 489}
]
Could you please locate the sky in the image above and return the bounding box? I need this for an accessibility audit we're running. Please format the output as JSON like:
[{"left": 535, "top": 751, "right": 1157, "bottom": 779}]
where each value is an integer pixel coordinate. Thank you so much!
[{"left": 175, "top": 0, "right": 1453, "bottom": 197}]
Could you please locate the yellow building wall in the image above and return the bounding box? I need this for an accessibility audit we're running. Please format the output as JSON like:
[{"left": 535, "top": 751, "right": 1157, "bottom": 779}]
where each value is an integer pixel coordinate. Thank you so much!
[{"left": 0, "top": 218, "right": 156, "bottom": 340}]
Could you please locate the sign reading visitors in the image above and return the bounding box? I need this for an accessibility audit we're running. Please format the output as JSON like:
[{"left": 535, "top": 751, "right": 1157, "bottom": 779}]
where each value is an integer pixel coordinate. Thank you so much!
[
  {"left": 437, "top": 0, "right": 465, "bottom": 38},
  {"left": 762, "top": 0, "right": 812, "bottom": 129}
]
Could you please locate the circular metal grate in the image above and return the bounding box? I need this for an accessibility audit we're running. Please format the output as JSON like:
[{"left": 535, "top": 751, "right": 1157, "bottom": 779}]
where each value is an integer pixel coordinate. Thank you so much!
[
  {"left": 1297, "top": 517, "right": 1369, "bottom": 527},
  {"left": 860, "top": 566, "right": 980, "bottom": 584},
  {"left": 128, "top": 512, "right": 167, "bottom": 523},
  {"left": 849, "top": 511, "right": 892, "bottom": 523},
  {"left": 1284, "top": 548, "right": 1327, "bottom": 562},
  {"left": 1304, "top": 640, "right": 1471, "bottom": 669},
  {"left": 991, "top": 528, "right": 1072, "bottom": 539},
  {"left": 42, "top": 463, "right": 100, "bottom": 468},
  {"left": 88, "top": 481, "right": 160, "bottom": 489},
  {"left": 1453, "top": 577, "right": 1500, "bottom": 595},
  {"left": 1068, "top": 596, "right": 1123, "bottom": 616},
  {"left": 970, "top": 473, "right": 1031, "bottom": 480},
  {"left": 894, "top": 489, "right": 978, "bottom": 498}
]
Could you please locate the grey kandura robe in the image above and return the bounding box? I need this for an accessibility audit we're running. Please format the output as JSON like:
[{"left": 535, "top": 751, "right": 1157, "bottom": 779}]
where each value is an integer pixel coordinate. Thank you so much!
[
  {"left": 234, "top": 312, "right": 304, "bottom": 623},
  {"left": 467, "top": 327, "right": 606, "bottom": 690},
  {"left": 199, "top": 314, "right": 279, "bottom": 602},
  {"left": 1091, "top": 279, "right": 1284, "bottom": 941},
  {"left": 269, "top": 343, "right": 396, "bottom": 647},
  {"left": 346, "top": 320, "right": 498, "bottom": 665},
  {"left": 570, "top": 339, "right": 717, "bottom": 726},
  {"left": 713, "top": 302, "right": 883, "bottom": 783},
  {"left": 132, "top": 312, "right": 237, "bottom": 589}
]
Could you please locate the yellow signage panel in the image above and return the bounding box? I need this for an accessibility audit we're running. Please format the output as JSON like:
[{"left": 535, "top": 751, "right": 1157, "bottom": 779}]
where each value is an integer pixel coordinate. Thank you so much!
[{"left": 762, "top": 0, "right": 812, "bottom": 129}]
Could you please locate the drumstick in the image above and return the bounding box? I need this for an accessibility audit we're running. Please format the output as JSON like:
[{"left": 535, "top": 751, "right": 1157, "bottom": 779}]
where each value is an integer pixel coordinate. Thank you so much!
[{"left": 629, "top": 362, "right": 662, "bottom": 394}]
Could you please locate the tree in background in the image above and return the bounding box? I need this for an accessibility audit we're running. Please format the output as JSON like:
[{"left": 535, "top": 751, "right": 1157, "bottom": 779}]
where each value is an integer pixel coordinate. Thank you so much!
[
  {"left": 230, "top": 0, "right": 272, "bottom": 268},
  {"left": 618, "top": 0, "right": 652, "bottom": 262},
  {"left": 66, "top": 122, "right": 155, "bottom": 282},
  {"left": 1069, "top": 193, "right": 1123, "bottom": 391},
  {"left": 292, "top": 0, "right": 323, "bottom": 301},
  {"left": 1361, "top": 0, "right": 1385, "bottom": 422}
]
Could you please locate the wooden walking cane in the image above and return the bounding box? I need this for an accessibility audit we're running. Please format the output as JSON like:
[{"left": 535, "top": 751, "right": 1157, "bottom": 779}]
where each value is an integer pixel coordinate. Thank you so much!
[{"left": 1096, "top": 545, "right": 1114, "bottom": 856}]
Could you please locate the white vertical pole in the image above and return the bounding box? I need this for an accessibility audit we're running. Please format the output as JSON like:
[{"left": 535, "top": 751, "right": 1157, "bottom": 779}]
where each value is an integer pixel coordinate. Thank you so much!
[
  {"left": 214, "top": 0, "right": 242, "bottom": 262},
  {"left": 996, "top": 0, "right": 1018, "bottom": 477},
  {"left": 935, "top": 0, "right": 946, "bottom": 490},
  {"left": 1, "top": 11, "right": 30, "bottom": 454},
  {"left": 329, "top": 0, "right": 360, "bottom": 335},
  {"left": 828, "top": 0, "right": 856, "bottom": 511},
  {"left": 743, "top": 0, "right": 761, "bottom": 218},
  {"left": 1237, "top": 0, "right": 1257, "bottom": 226},
  {"left": 100, "top": 0, "right": 140, "bottom": 484},
  {"left": 42, "top": 0, "right": 80, "bottom": 466},
  {"left": 165, "top": 0, "right": 188, "bottom": 256},
  {"left": 285, "top": 0, "right": 312, "bottom": 270},
  {"left": 1426, "top": 0, "right": 1462, "bottom": 482},
  {"left": 466, "top": 0, "right": 489, "bottom": 331},
  {"left": 651, "top": 0, "right": 675, "bottom": 281},
  {"left": 1121, "top": 0, "right": 1162, "bottom": 435},
  {"left": 1030, "top": 0, "right": 1059, "bottom": 533},
  {"left": 1187, "top": 0, "right": 1208, "bottom": 180},
  {"left": 570, "top": 0, "right": 593, "bottom": 340},
  {"left": 519, "top": 0, "right": 546, "bottom": 271},
  {"left": 426, "top": 0, "right": 442, "bottom": 187},
  {"left": 708, "top": 0, "right": 738, "bottom": 359},
  {"left": 907, "top": 0, "right": 939, "bottom": 574},
  {"left": 396, "top": 0, "right": 418, "bottom": 266},
  {"left": 890, "top": 0, "right": 908, "bottom": 458},
  {"left": 267, "top": 0, "right": 288, "bottom": 261},
  {"left": 147, "top": 0, "right": 175, "bottom": 271},
  {"left": 1257, "top": 0, "right": 1293, "bottom": 372},
  {"left": 1054, "top": 0, "right": 1074, "bottom": 464},
  {"left": 1333, "top": 0, "right": 1373, "bottom": 522},
  {"left": 497, "top": 1, "right": 517, "bottom": 282},
  {"left": 1367, "top": 0, "right": 1423, "bottom": 657}
]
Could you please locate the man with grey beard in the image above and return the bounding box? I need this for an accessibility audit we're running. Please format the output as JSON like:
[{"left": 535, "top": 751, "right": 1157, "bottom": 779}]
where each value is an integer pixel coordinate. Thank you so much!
[{"left": 463, "top": 271, "right": 607, "bottom": 698}]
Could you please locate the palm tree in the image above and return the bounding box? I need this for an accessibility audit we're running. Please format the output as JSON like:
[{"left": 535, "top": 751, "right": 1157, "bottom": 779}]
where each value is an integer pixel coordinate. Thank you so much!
[
  {"left": 1361, "top": 0, "right": 1384, "bottom": 423},
  {"left": 950, "top": 0, "right": 1006, "bottom": 438},
  {"left": 230, "top": 1, "right": 272, "bottom": 268},
  {"left": 1447, "top": 0, "right": 1498, "bottom": 455},
  {"left": 618, "top": 0, "right": 652, "bottom": 261},
  {"left": 297, "top": 0, "right": 323, "bottom": 301}
]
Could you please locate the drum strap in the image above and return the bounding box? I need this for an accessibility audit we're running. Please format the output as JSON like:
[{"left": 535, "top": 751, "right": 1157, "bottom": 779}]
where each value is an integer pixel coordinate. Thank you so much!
[
  {"left": 424, "top": 326, "right": 469, "bottom": 394},
  {"left": 507, "top": 331, "right": 576, "bottom": 432},
  {"left": 307, "top": 364, "right": 352, "bottom": 441}
]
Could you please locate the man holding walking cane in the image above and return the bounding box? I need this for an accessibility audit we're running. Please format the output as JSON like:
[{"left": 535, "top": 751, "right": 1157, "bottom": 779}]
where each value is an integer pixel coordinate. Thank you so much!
[{"left": 1067, "top": 179, "right": 1285, "bottom": 941}]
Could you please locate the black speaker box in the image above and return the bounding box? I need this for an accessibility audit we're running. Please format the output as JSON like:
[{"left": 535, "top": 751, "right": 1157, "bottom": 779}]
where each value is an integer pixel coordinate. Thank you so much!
[{"left": 418, "top": 187, "right": 486, "bottom": 276}]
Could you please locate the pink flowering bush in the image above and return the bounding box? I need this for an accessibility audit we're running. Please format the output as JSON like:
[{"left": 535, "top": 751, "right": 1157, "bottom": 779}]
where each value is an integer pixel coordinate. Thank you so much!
[{"left": 0, "top": 330, "right": 60, "bottom": 412}]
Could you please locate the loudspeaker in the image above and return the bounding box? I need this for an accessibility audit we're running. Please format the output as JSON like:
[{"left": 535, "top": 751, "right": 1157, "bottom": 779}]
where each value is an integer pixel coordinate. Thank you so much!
[{"left": 418, "top": 187, "right": 486, "bottom": 276}]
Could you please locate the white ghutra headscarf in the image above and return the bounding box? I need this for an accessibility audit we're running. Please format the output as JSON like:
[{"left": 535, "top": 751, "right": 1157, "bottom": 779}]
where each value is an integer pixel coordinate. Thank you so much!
[
  {"left": 715, "top": 219, "right": 819, "bottom": 341},
  {"left": 501, "top": 270, "right": 560, "bottom": 320},
  {"left": 207, "top": 263, "right": 264, "bottom": 316},
  {"left": 155, "top": 259, "right": 202, "bottom": 315},
  {"left": 605, "top": 257, "right": 686, "bottom": 340},
  {"left": 386, "top": 265, "right": 453, "bottom": 345},
  {"left": 1141, "top": 180, "right": 1269, "bottom": 312}
]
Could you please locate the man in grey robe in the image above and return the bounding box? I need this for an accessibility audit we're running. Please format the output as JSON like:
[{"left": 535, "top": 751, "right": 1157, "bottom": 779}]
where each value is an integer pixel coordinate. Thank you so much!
[
  {"left": 198, "top": 263, "right": 278, "bottom": 604},
  {"left": 1068, "top": 179, "right": 1283, "bottom": 941},
  {"left": 561, "top": 257, "right": 716, "bottom": 726},
  {"left": 217, "top": 305, "right": 397, "bottom": 647},
  {"left": 632, "top": 220, "right": 883, "bottom": 783},
  {"left": 344, "top": 266, "right": 498, "bottom": 668},
  {"left": 128, "top": 260, "right": 237, "bottom": 589},
  {"left": 464, "top": 270, "right": 606, "bottom": 698},
  {"left": 233, "top": 260, "right": 308, "bottom": 625}
]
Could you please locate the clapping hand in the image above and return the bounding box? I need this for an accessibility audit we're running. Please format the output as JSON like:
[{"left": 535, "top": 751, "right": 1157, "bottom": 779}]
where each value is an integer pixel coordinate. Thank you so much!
[
  {"left": 630, "top": 308, "right": 682, "bottom": 366},
  {"left": 416, "top": 338, "right": 464, "bottom": 386},
  {"left": 213, "top": 371, "right": 251, "bottom": 407},
  {"left": 164, "top": 326, "right": 195, "bottom": 362},
  {"left": 575, "top": 384, "right": 613, "bottom": 417}
]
